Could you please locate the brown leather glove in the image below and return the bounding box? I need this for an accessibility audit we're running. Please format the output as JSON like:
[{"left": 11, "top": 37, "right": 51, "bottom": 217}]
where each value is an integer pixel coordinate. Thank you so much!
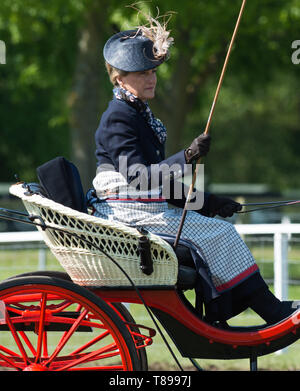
[{"left": 185, "top": 133, "right": 211, "bottom": 163}]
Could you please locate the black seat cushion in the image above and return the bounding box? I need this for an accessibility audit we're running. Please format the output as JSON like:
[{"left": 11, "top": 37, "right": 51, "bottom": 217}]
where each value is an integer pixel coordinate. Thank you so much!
[
  {"left": 154, "top": 233, "right": 204, "bottom": 291},
  {"left": 171, "top": 240, "right": 198, "bottom": 289},
  {"left": 37, "top": 156, "right": 87, "bottom": 213},
  {"left": 176, "top": 265, "right": 197, "bottom": 290}
]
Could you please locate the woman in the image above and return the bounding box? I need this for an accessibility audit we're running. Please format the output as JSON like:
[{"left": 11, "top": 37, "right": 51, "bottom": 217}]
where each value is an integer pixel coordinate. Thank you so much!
[{"left": 88, "top": 23, "right": 294, "bottom": 325}]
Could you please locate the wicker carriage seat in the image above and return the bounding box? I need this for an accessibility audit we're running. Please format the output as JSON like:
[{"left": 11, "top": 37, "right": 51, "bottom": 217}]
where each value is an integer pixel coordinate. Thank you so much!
[
  {"left": 10, "top": 157, "right": 201, "bottom": 290},
  {"left": 10, "top": 181, "right": 200, "bottom": 289}
]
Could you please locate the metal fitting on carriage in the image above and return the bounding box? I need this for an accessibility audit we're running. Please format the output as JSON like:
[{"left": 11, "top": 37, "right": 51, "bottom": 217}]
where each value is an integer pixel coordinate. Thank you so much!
[
  {"left": 125, "top": 322, "right": 156, "bottom": 348},
  {"left": 291, "top": 300, "right": 300, "bottom": 325},
  {"left": 138, "top": 235, "right": 154, "bottom": 275}
]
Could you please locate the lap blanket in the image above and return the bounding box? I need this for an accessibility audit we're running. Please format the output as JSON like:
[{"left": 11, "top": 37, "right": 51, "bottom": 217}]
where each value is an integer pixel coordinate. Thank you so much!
[{"left": 89, "top": 197, "right": 258, "bottom": 293}]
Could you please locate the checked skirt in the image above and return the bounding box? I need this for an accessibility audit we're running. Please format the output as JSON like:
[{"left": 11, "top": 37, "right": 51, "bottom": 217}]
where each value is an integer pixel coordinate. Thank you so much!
[{"left": 92, "top": 199, "right": 258, "bottom": 293}]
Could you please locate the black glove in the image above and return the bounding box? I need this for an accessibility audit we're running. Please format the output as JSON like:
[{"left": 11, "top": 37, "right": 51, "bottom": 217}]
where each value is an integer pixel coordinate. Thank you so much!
[
  {"left": 207, "top": 194, "right": 242, "bottom": 218},
  {"left": 185, "top": 133, "right": 211, "bottom": 163}
]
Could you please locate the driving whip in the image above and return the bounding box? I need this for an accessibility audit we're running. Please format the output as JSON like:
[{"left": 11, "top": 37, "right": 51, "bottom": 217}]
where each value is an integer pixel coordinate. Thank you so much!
[{"left": 174, "top": 0, "right": 247, "bottom": 248}]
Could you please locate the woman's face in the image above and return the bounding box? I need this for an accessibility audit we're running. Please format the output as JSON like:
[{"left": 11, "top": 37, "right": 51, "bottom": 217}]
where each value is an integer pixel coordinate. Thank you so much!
[{"left": 117, "top": 68, "right": 157, "bottom": 101}]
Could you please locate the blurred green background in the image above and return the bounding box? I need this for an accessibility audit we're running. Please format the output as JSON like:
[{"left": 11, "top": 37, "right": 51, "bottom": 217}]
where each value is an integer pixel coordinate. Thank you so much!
[{"left": 0, "top": 0, "right": 299, "bottom": 194}]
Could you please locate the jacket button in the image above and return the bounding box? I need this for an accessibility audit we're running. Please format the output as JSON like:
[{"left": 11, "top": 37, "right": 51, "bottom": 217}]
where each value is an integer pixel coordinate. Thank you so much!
[{"left": 156, "top": 150, "right": 160, "bottom": 155}]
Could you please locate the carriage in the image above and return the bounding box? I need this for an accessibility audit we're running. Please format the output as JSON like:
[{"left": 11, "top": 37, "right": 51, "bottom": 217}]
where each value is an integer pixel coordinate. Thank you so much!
[{"left": 0, "top": 159, "right": 299, "bottom": 372}]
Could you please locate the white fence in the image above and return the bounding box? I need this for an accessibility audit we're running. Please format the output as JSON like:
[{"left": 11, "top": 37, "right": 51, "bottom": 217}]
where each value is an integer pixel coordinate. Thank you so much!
[
  {"left": 0, "top": 231, "right": 47, "bottom": 271},
  {"left": 236, "top": 223, "right": 300, "bottom": 300},
  {"left": 1, "top": 224, "right": 300, "bottom": 300}
]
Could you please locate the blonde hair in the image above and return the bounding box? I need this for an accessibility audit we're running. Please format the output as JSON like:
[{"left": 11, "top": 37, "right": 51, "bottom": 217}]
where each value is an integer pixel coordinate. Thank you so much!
[{"left": 105, "top": 62, "right": 129, "bottom": 86}]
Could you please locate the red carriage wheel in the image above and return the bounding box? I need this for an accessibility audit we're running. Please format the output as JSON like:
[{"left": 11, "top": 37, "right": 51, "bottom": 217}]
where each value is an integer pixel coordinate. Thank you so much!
[
  {"left": 0, "top": 276, "right": 140, "bottom": 371},
  {"left": 110, "top": 302, "right": 148, "bottom": 371}
]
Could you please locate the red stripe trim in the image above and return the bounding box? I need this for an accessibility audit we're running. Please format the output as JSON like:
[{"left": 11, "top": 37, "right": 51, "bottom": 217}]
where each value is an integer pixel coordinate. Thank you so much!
[
  {"left": 215, "top": 264, "right": 259, "bottom": 292},
  {"left": 106, "top": 198, "right": 166, "bottom": 202}
]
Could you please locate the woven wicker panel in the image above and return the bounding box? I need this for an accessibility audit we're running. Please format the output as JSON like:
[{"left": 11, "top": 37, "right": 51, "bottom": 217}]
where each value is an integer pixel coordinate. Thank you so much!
[{"left": 10, "top": 184, "right": 178, "bottom": 287}]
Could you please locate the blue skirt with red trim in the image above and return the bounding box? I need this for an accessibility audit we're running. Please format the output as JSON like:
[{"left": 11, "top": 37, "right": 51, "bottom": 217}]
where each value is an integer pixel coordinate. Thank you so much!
[{"left": 90, "top": 196, "right": 259, "bottom": 294}]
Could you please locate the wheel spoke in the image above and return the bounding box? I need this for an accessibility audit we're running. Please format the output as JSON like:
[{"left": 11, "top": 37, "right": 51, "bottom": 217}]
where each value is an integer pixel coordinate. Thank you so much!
[
  {"left": 35, "top": 293, "right": 47, "bottom": 363},
  {"left": 5, "top": 305, "right": 23, "bottom": 315},
  {"left": 70, "top": 330, "right": 110, "bottom": 355},
  {"left": 0, "top": 345, "right": 21, "bottom": 357},
  {"left": 45, "top": 308, "right": 89, "bottom": 366},
  {"left": 56, "top": 342, "right": 119, "bottom": 371},
  {"left": 19, "top": 331, "right": 37, "bottom": 357},
  {"left": 48, "top": 346, "right": 122, "bottom": 370},
  {"left": 0, "top": 350, "right": 22, "bottom": 370},
  {"left": 5, "top": 308, "right": 30, "bottom": 365},
  {"left": 42, "top": 330, "right": 48, "bottom": 358}
]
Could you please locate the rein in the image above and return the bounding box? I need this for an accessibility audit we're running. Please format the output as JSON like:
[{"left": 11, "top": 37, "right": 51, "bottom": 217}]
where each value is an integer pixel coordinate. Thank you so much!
[{"left": 239, "top": 200, "right": 300, "bottom": 214}]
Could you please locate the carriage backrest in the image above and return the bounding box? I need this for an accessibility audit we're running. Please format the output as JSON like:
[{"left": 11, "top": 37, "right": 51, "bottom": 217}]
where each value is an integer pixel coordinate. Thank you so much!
[{"left": 37, "top": 156, "right": 87, "bottom": 213}]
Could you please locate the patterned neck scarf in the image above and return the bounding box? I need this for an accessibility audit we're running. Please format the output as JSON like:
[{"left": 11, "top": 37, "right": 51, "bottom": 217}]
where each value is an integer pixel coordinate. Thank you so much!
[{"left": 113, "top": 86, "right": 167, "bottom": 144}]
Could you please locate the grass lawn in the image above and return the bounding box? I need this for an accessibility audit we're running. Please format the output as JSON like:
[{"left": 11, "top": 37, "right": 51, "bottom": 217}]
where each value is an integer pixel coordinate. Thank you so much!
[{"left": 1, "top": 245, "right": 300, "bottom": 371}]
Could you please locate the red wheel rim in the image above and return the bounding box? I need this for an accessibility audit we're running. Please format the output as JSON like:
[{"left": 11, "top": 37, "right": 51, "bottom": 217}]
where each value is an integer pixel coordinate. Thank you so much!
[{"left": 0, "top": 284, "right": 136, "bottom": 371}]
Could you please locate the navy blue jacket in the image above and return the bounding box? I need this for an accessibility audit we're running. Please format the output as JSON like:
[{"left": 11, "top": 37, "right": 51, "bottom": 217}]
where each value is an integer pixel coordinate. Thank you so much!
[{"left": 95, "top": 96, "right": 209, "bottom": 212}]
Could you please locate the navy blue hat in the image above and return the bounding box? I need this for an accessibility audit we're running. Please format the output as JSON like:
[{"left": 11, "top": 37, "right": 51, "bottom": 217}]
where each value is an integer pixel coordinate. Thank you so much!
[{"left": 103, "top": 29, "right": 167, "bottom": 72}]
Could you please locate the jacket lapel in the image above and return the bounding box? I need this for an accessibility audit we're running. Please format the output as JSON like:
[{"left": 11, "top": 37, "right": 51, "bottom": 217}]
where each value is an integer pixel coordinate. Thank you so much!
[{"left": 139, "top": 113, "right": 164, "bottom": 150}]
